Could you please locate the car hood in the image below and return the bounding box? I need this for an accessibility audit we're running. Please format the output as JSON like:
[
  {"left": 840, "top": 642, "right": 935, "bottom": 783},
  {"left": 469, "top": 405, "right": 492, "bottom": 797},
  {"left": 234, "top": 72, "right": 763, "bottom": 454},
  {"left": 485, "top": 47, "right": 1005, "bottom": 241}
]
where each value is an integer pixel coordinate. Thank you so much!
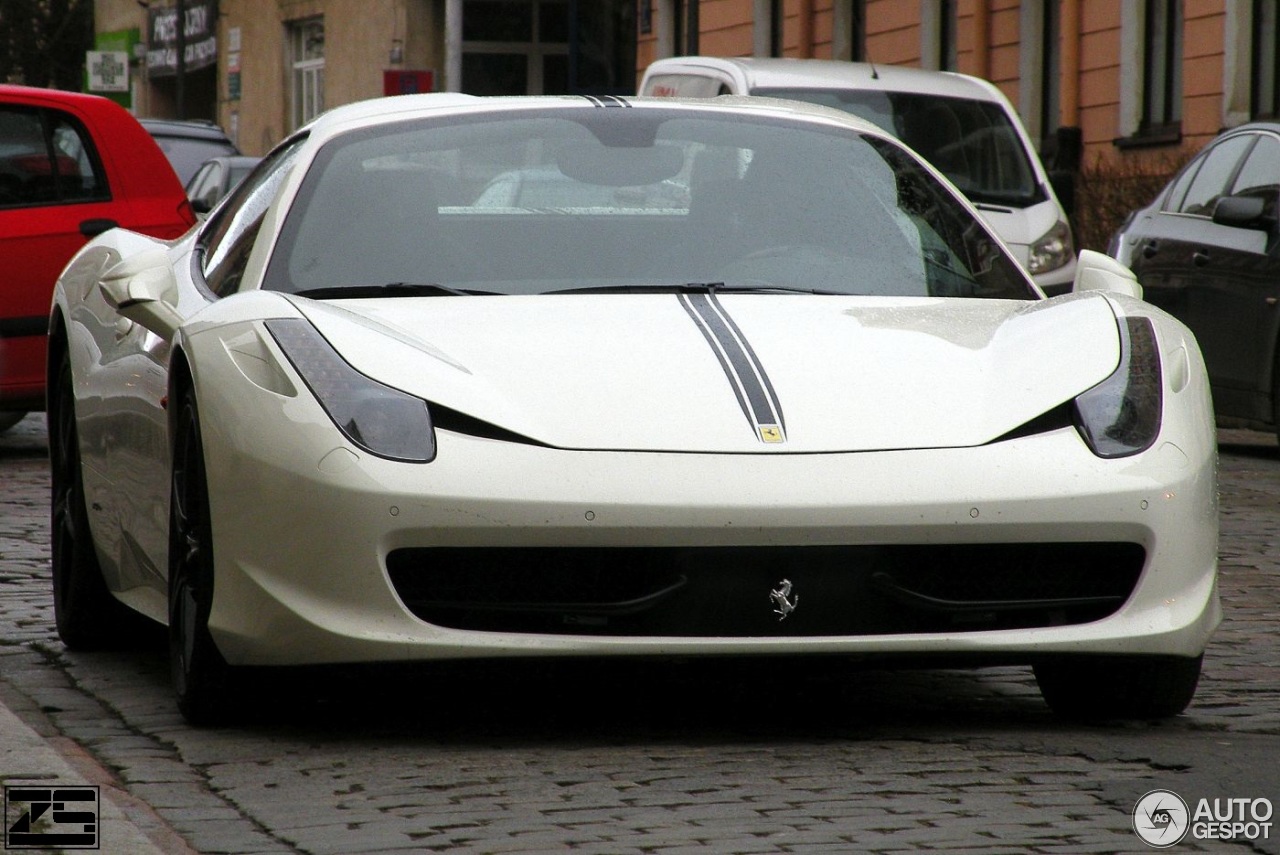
[{"left": 291, "top": 293, "right": 1120, "bottom": 454}]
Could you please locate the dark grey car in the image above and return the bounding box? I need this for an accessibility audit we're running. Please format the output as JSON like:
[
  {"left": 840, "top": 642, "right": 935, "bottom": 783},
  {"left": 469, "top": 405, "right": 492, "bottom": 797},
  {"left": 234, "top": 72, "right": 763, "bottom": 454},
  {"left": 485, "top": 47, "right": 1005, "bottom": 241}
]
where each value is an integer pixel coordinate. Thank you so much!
[
  {"left": 1109, "top": 123, "right": 1280, "bottom": 440},
  {"left": 139, "top": 118, "right": 239, "bottom": 185}
]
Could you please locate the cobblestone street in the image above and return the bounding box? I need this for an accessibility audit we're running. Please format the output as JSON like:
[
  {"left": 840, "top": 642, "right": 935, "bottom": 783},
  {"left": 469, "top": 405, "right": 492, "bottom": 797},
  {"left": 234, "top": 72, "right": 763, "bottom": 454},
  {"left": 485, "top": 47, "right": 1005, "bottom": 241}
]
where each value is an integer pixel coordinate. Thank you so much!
[{"left": 2, "top": 413, "right": 1278, "bottom": 854}]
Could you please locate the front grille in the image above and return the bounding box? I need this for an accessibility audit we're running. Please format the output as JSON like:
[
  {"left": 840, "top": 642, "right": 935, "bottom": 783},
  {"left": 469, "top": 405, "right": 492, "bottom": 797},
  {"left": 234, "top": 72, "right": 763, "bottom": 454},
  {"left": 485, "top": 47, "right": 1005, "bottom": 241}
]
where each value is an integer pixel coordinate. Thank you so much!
[{"left": 386, "top": 543, "right": 1145, "bottom": 637}]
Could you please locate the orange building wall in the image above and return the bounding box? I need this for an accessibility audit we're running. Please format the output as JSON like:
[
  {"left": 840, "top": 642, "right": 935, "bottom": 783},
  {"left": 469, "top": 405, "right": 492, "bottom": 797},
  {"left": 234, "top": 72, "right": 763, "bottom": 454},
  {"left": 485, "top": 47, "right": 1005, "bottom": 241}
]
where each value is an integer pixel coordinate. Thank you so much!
[
  {"left": 866, "top": 0, "right": 922, "bottom": 66},
  {"left": 637, "top": 0, "right": 1232, "bottom": 168}
]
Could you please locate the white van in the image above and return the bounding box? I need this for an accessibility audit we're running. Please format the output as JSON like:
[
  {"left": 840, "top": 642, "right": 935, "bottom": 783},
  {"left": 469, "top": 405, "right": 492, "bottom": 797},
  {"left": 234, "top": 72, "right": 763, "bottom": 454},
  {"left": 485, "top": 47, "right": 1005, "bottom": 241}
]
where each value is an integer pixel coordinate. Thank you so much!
[{"left": 640, "top": 57, "right": 1076, "bottom": 293}]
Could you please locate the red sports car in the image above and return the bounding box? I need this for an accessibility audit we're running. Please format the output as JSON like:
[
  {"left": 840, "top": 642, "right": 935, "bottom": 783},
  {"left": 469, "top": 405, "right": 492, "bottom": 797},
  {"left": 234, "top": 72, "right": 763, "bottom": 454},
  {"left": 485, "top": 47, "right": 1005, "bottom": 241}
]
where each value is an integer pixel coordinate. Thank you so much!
[{"left": 0, "top": 85, "right": 196, "bottom": 429}]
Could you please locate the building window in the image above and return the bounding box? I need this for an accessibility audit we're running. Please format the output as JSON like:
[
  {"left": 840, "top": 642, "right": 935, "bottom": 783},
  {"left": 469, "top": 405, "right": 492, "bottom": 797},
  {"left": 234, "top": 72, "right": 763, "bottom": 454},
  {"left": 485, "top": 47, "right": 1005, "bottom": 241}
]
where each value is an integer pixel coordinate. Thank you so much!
[
  {"left": 1020, "top": 0, "right": 1063, "bottom": 154},
  {"left": 1140, "top": 0, "right": 1182, "bottom": 135},
  {"left": 462, "top": 0, "right": 569, "bottom": 95},
  {"left": 1040, "top": 0, "right": 1062, "bottom": 149},
  {"left": 939, "top": 0, "right": 956, "bottom": 70},
  {"left": 1253, "top": 0, "right": 1279, "bottom": 119},
  {"left": 675, "top": 0, "right": 700, "bottom": 55},
  {"left": 289, "top": 18, "right": 324, "bottom": 132},
  {"left": 850, "top": 0, "right": 866, "bottom": 61},
  {"left": 922, "top": 0, "right": 958, "bottom": 71},
  {"left": 1117, "top": 0, "right": 1182, "bottom": 147}
]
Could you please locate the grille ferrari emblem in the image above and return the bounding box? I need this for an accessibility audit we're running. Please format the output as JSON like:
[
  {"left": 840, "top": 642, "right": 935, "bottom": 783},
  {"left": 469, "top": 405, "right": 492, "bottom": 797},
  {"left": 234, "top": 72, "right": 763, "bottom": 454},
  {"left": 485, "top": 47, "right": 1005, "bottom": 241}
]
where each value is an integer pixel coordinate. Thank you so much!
[{"left": 769, "top": 578, "right": 798, "bottom": 620}]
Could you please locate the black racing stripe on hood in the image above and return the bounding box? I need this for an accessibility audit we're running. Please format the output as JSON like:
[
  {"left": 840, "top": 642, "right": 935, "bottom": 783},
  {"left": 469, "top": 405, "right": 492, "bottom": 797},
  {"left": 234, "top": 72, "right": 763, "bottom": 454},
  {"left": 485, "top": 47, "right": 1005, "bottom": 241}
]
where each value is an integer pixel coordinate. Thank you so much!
[
  {"left": 678, "top": 292, "right": 787, "bottom": 444},
  {"left": 581, "top": 95, "right": 631, "bottom": 108}
]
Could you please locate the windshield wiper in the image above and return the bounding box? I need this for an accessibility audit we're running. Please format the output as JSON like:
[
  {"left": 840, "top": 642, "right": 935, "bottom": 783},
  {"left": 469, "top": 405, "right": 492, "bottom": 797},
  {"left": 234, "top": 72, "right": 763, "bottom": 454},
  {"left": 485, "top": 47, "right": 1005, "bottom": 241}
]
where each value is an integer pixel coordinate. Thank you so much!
[
  {"left": 547, "top": 282, "right": 845, "bottom": 296},
  {"left": 293, "top": 282, "right": 491, "bottom": 299}
]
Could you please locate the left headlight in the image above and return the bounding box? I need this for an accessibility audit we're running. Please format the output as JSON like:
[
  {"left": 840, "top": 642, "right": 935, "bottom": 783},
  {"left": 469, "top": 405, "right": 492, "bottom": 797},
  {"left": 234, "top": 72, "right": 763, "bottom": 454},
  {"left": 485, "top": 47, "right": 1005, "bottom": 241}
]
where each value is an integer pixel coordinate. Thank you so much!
[
  {"left": 265, "top": 319, "right": 436, "bottom": 462},
  {"left": 1027, "top": 220, "right": 1074, "bottom": 274},
  {"left": 1072, "top": 316, "right": 1162, "bottom": 459}
]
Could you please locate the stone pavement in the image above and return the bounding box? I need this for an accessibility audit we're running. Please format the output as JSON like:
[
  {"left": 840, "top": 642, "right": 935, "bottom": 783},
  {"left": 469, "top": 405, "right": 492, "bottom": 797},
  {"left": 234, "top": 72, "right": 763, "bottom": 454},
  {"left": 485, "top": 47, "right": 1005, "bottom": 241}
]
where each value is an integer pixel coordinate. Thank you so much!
[
  {"left": 2, "top": 412, "right": 1278, "bottom": 854},
  {"left": 0, "top": 678, "right": 196, "bottom": 853}
]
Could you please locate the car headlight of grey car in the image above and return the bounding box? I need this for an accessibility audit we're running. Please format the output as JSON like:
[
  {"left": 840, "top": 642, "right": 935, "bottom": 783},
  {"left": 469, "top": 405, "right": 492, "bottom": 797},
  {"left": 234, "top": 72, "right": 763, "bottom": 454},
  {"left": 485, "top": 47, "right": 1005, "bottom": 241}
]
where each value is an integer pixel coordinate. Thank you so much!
[
  {"left": 265, "top": 318, "right": 436, "bottom": 462},
  {"left": 1072, "top": 316, "right": 1162, "bottom": 459}
]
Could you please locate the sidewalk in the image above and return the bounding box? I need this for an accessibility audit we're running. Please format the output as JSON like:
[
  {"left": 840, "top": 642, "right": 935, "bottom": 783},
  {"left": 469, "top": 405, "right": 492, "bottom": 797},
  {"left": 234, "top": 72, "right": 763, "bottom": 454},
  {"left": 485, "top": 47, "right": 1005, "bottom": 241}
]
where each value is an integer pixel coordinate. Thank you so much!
[{"left": 0, "top": 682, "right": 192, "bottom": 854}]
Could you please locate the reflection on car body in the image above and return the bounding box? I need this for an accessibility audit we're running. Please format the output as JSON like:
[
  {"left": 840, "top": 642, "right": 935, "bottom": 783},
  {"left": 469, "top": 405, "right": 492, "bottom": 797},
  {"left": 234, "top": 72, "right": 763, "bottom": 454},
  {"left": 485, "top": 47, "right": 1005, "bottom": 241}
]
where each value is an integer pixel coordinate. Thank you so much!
[{"left": 50, "top": 93, "right": 1218, "bottom": 725}]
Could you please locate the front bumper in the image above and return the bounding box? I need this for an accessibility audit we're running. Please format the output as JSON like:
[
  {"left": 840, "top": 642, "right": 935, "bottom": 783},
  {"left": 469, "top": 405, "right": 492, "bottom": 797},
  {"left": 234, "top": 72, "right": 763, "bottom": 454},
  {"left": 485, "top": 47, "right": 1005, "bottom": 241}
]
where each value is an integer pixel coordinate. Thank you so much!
[{"left": 195, "top": 352, "right": 1219, "bottom": 666}]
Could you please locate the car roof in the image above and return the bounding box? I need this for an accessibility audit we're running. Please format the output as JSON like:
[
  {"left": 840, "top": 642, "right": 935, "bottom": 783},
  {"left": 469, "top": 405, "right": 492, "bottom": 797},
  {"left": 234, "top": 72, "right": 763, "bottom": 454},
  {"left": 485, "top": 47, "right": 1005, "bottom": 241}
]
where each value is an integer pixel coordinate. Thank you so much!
[
  {"left": 644, "top": 57, "right": 1006, "bottom": 102},
  {"left": 199, "top": 155, "right": 261, "bottom": 168},
  {"left": 304, "top": 92, "right": 887, "bottom": 142},
  {"left": 138, "top": 117, "right": 234, "bottom": 141},
  {"left": 0, "top": 83, "right": 117, "bottom": 109}
]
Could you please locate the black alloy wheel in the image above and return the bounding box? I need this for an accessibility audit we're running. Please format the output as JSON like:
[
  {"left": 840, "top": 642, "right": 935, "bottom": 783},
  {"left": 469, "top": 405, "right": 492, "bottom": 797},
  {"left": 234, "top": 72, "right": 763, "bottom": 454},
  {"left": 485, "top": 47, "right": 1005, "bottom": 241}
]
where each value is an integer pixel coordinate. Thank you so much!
[
  {"left": 169, "top": 386, "right": 235, "bottom": 724},
  {"left": 50, "top": 351, "right": 146, "bottom": 648}
]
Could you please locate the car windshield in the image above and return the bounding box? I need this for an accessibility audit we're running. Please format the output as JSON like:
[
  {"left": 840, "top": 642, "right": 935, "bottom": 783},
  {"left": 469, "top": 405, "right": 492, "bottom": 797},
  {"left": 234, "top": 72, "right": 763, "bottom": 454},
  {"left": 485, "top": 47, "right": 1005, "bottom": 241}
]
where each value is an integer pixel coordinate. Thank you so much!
[
  {"left": 263, "top": 108, "right": 1034, "bottom": 300},
  {"left": 754, "top": 88, "right": 1045, "bottom": 208}
]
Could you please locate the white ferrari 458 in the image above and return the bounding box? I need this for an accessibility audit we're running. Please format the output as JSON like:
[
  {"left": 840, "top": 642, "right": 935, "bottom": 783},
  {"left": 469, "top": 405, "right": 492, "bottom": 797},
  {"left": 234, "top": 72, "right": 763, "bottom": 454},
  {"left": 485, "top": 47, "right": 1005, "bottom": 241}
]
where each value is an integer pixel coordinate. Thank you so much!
[{"left": 48, "top": 93, "right": 1219, "bottom": 724}]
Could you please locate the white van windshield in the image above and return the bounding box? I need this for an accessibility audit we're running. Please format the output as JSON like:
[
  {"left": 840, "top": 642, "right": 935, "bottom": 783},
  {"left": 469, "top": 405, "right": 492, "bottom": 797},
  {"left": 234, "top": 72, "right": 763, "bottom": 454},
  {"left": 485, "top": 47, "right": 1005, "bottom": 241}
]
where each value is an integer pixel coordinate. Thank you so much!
[{"left": 754, "top": 88, "right": 1046, "bottom": 209}]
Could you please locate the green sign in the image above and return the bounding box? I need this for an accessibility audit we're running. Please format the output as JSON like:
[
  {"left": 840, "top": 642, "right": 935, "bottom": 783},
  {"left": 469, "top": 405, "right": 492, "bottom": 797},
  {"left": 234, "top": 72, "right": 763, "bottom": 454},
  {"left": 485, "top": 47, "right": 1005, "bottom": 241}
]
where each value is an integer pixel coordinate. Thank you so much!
[{"left": 92, "top": 29, "right": 140, "bottom": 108}]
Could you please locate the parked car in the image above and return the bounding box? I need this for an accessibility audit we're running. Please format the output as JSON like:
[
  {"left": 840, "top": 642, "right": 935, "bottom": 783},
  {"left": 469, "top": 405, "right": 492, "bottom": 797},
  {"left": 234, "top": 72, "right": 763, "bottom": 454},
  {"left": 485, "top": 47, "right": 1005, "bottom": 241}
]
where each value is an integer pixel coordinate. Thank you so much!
[
  {"left": 185, "top": 154, "right": 262, "bottom": 214},
  {"left": 1108, "top": 122, "right": 1280, "bottom": 441},
  {"left": 139, "top": 118, "right": 239, "bottom": 185},
  {"left": 50, "top": 92, "right": 1216, "bottom": 725},
  {"left": 639, "top": 57, "right": 1077, "bottom": 294},
  {"left": 0, "top": 85, "right": 196, "bottom": 429}
]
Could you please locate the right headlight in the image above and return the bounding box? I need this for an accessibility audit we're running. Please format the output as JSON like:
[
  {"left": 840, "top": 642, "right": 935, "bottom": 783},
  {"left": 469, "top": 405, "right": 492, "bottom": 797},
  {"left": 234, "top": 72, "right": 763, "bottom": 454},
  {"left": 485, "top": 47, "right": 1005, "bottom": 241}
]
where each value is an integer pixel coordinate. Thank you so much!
[
  {"left": 1027, "top": 219, "right": 1075, "bottom": 274},
  {"left": 265, "top": 319, "right": 436, "bottom": 463},
  {"left": 1072, "top": 316, "right": 1162, "bottom": 458}
]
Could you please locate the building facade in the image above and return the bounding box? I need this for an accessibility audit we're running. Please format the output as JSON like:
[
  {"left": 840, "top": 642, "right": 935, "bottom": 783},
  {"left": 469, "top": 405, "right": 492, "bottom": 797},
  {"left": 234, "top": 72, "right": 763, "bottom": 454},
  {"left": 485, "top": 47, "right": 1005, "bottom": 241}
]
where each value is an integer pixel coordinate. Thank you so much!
[
  {"left": 91, "top": 0, "right": 1278, "bottom": 245},
  {"left": 92, "top": 0, "right": 637, "bottom": 156},
  {"left": 638, "top": 0, "right": 1280, "bottom": 172}
]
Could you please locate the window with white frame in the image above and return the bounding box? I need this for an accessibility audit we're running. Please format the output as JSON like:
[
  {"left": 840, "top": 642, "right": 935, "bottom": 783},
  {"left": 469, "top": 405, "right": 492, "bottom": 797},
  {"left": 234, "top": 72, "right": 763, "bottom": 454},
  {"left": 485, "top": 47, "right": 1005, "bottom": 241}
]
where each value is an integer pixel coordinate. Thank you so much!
[
  {"left": 461, "top": 0, "right": 570, "bottom": 95},
  {"left": 1140, "top": 0, "right": 1182, "bottom": 134},
  {"left": 1117, "top": 0, "right": 1182, "bottom": 146},
  {"left": 290, "top": 18, "right": 325, "bottom": 132},
  {"left": 1252, "top": 0, "right": 1279, "bottom": 119},
  {"left": 920, "top": 0, "right": 957, "bottom": 72}
]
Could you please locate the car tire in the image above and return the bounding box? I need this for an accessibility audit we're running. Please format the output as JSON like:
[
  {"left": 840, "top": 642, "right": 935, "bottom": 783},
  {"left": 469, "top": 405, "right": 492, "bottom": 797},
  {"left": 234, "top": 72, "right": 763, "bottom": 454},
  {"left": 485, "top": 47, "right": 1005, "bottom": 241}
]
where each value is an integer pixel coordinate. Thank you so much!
[
  {"left": 169, "top": 385, "right": 236, "bottom": 725},
  {"left": 49, "top": 352, "right": 150, "bottom": 649},
  {"left": 1034, "top": 654, "right": 1203, "bottom": 720}
]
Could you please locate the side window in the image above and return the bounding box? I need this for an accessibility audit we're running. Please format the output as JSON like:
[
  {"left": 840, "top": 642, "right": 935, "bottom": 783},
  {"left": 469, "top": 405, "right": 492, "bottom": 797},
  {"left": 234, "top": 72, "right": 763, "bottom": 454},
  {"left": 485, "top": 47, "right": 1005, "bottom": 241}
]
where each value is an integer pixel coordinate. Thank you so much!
[
  {"left": 1230, "top": 134, "right": 1280, "bottom": 221},
  {"left": 1161, "top": 156, "right": 1201, "bottom": 213},
  {"left": 201, "top": 137, "right": 306, "bottom": 297},
  {"left": 1177, "top": 134, "right": 1254, "bottom": 216},
  {"left": 48, "top": 114, "right": 108, "bottom": 202},
  {"left": 0, "top": 106, "right": 107, "bottom": 207}
]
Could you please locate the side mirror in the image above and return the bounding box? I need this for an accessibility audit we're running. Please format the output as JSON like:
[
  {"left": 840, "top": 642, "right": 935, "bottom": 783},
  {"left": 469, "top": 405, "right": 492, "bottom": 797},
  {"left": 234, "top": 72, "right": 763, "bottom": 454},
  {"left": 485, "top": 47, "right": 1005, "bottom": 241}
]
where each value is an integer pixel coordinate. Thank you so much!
[
  {"left": 98, "top": 249, "right": 184, "bottom": 341},
  {"left": 1072, "top": 249, "right": 1142, "bottom": 300},
  {"left": 1212, "top": 194, "right": 1270, "bottom": 230}
]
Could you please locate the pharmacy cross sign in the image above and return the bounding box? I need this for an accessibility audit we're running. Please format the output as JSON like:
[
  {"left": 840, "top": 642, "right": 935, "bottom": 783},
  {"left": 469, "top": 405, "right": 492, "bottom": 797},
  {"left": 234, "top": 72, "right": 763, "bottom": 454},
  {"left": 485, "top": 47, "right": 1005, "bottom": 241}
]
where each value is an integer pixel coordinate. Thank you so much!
[{"left": 88, "top": 51, "right": 129, "bottom": 92}]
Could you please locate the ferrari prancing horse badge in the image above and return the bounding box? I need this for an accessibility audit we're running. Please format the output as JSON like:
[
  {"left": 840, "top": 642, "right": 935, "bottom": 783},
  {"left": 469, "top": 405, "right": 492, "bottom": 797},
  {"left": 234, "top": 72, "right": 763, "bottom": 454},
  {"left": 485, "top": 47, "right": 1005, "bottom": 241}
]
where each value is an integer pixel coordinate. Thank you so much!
[{"left": 769, "top": 578, "right": 798, "bottom": 620}]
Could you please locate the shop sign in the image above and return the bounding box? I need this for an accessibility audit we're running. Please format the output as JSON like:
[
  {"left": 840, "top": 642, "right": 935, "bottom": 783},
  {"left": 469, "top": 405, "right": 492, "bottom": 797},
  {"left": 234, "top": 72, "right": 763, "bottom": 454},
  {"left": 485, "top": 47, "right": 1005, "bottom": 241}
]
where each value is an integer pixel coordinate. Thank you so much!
[{"left": 147, "top": 1, "right": 218, "bottom": 76}]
